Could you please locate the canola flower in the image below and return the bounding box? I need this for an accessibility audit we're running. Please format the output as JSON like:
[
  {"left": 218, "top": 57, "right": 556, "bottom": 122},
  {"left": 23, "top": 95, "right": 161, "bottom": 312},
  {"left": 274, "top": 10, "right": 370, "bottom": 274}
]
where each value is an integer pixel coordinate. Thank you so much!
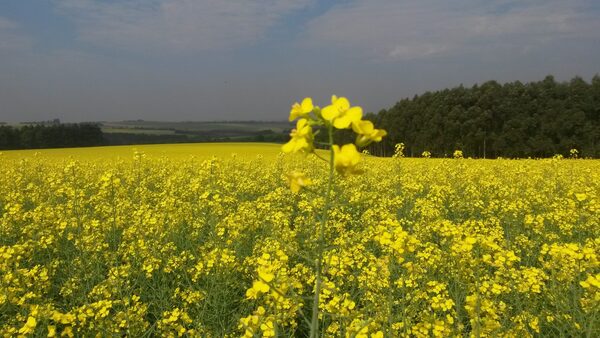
[
  {"left": 0, "top": 132, "right": 599, "bottom": 336},
  {"left": 285, "top": 171, "right": 312, "bottom": 194},
  {"left": 281, "top": 119, "right": 314, "bottom": 154},
  {"left": 282, "top": 96, "right": 387, "bottom": 337},
  {"left": 352, "top": 120, "right": 387, "bottom": 147},
  {"left": 289, "top": 97, "right": 314, "bottom": 122},
  {"left": 321, "top": 95, "right": 363, "bottom": 129},
  {"left": 282, "top": 95, "right": 385, "bottom": 176},
  {"left": 332, "top": 144, "right": 362, "bottom": 175}
]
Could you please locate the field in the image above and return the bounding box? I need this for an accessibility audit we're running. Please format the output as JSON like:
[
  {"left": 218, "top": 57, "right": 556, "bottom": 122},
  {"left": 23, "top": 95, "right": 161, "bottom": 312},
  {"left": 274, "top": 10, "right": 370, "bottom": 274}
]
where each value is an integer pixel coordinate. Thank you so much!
[
  {"left": 0, "top": 143, "right": 286, "bottom": 161},
  {"left": 0, "top": 143, "right": 599, "bottom": 337},
  {"left": 100, "top": 121, "right": 292, "bottom": 143}
]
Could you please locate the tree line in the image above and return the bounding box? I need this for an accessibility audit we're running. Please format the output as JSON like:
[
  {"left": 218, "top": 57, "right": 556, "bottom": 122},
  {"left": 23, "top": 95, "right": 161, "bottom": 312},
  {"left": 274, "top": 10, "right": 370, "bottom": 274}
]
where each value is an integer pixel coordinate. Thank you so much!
[
  {"left": 0, "top": 123, "right": 287, "bottom": 150},
  {"left": 0, "top": 124, "right": 104, "bottom": 150},
  {"left": 364, "top": 75, "right": 600, "bottom": 158}
]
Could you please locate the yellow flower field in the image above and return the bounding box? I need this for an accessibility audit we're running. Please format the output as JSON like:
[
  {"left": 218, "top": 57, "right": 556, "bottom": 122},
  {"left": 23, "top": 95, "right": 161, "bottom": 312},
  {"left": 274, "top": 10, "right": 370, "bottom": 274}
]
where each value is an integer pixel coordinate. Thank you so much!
[
  {"left": 0, "top": 144, "right": 598, "bottom": 337},
  {"left": 0, "top": 143, "right": 285, "bottom": 161}
]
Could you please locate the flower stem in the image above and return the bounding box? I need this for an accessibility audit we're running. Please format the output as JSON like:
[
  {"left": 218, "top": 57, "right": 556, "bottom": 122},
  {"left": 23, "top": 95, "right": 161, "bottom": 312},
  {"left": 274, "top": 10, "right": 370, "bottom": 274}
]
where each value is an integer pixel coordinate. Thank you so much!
[{"left": 310, "top": 124, "right": 335, "bottom": 338}]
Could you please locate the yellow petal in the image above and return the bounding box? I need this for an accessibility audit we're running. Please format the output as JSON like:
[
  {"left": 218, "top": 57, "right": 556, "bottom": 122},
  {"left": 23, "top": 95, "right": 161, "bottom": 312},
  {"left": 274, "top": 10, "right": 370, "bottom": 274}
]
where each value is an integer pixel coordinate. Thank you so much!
[
  {"left": 341, "top": 144, "right": 360, "bottom": 163},
  {"left": 258, "top": 269, "right": 275, "bottom": 283},
  {"left": 372, "top": 131, "right": 385, "bottom": 142},
  {"left": 355, "top": 135, "right": 370, "bottom": 147},
  {"left": 352, "top": 120, "right": 374, "bottom": 134},
  {"left": 321, "top": 105, "right": 339, "bottom": 121},
  {"left": 297, "top": 118, "right": 308, "bottom": 130},
  {"left": 295, "top": 138, "right": 310, "bottom": 152},
  {"left": 246, "top": 288, "right": 258, "bottom": 299},
  {"left": 301, "top": 97, "right": 313, "bottom": 113},
  {"left": 335, "top": 96, "right": 350, "bottom": 111},
  {"left": 289, "top": 103, "right": 301, "bottom": 121},
  {"left": 334, "top": 143, "right": 361, "bottom": 174},
  {"left": 282, "top": 141, "right": 295, "bottom": 153},
  {"left": 253, "top": 280, "right": 270, "bottom": 293},
  {"left": 333, "top": 115, "right": 352, "bottom": 129},
  {"left": 345, "top": 106, "right": 362, "bottom": 122}
]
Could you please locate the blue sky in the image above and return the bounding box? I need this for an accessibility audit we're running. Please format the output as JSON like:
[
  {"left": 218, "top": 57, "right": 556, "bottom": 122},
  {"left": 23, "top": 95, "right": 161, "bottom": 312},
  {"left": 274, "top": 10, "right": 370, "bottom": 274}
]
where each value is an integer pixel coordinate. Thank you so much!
[{"left": 1, "top": 0, "right": 599, "bottom": 122}]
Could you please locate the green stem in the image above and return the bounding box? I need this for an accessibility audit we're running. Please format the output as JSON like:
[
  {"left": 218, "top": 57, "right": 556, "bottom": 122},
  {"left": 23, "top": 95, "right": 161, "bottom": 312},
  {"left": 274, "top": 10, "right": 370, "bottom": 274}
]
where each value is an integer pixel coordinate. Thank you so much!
[{"left": 310, "top": 124, "right": 335, "bottom": 338}]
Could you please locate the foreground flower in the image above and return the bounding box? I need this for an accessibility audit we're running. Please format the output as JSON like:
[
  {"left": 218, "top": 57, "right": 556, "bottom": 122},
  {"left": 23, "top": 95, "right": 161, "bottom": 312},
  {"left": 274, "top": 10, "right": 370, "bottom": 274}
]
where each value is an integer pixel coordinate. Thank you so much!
[
  {"left": 352, "top": 120, "right": 387, "bottom": 147},
  {"left": 289, "top": 97, "right": 314, "bottom": 121},
  {"left": 246, "top": 280, "right": 270, "bottom": 299},
  {"left": 321, "top": 95, "right": 362, "bottom": 129},
  {"left": 286, "top": 171, "right": 312, "bottom": 193},
  {"left": 333, "top": 144, "right": 362, "bottom": 175},
  {"left": 282, "top": 119, "right": 313, "bottom": 153},
  {"left": 18, "top": 316, "right": 37, "bottom": 335}
]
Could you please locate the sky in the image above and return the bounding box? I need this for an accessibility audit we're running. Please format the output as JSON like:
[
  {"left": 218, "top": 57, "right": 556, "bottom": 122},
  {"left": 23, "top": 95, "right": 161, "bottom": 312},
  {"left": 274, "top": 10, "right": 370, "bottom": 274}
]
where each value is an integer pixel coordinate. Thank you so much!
[{"left": 1, "top": 0, "right": 599, "bottom": 123}]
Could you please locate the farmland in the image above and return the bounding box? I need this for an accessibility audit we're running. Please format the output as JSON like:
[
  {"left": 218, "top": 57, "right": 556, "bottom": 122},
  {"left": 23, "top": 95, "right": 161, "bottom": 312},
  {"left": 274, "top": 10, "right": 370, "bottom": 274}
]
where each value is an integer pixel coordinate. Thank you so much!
[
  {"left": 0, "top": 143, "right": 598, "bottom": 337},
  {"left": 100, "top": 121, "right": 291, "bottom": 144},
  {"left": 0, "top": 143, "right": 286, "bottom": 161}
]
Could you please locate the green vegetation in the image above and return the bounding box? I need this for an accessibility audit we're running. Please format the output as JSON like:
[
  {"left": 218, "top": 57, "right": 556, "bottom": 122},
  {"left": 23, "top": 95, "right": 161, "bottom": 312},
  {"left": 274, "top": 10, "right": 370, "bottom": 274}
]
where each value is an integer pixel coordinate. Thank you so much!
[
  {"left": 0, "top": 121, "right": 290, "bottom": 150},
  {"left": 0, "top": 124, "right": 104, "bottom": 150},
  {"left": 365, "top": 75, "right": 600, "bottom": 158},
  {"left": 101, "top": 120, "right": 290, "bottom": 145}
]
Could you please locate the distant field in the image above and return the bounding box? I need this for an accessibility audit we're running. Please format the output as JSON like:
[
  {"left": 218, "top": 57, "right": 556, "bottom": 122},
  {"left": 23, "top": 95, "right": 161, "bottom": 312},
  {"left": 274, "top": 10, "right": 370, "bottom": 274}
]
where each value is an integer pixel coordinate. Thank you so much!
[
  {"left": 99, "top": 120, "right": 292, "bottom": 144},
  {"left": 100, "top": 127, "right": 177, "bottom": 135},
  {"left": 0, "top": 143, "right": 287, "bottom": 160},
  {"left": 101, "top": 120, "right": 291, "bottom": 133}
]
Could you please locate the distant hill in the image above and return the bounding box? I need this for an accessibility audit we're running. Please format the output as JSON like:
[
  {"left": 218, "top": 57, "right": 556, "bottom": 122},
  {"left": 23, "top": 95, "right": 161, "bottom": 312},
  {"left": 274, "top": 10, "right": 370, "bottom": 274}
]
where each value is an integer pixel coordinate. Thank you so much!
[
  {"left": 100, "top": 120, "right": 291, "bottom": 145},
  {"left": 0, "top": 120, "right": 292, "bottom": 150}
]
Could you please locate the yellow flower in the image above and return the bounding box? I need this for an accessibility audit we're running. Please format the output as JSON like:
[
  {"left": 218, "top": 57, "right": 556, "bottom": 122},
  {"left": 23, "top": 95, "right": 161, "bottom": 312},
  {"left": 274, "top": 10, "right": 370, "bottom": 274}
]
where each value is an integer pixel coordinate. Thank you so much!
[
  {"left": 321, "top": 95, "right": 363, "bottom": 129},
  {"left": 246, "top": 280, "right": 270, "bottom": 299},
  {"left": 258, "top": 267, "right": 275, "bottom": 283},
  {"left": 282, "top": 119, "right": 313, "bottom": 153},
  {"left": 47, "top": 325, "right": 57, "bottom": 337},
  {"left": 285, "top": 171, "right": 312, "bottom": 193},
  {"left": 260, "top": 320, "right": 276, "bottom": 337},
  {"left": 289, "top": 97, "right": 314, "bottom": 121},
  {"left": 580, "top": 274, "right": 600, "bottom": 289},
  {"left": 352, "top": 120, "right": 387, "bottom": 147},
  {"left": 333, "top": 144, "right": 362, "bottom": 175},
  {"left": 19, "top": 316, "right": 37, "bottom": 335}
]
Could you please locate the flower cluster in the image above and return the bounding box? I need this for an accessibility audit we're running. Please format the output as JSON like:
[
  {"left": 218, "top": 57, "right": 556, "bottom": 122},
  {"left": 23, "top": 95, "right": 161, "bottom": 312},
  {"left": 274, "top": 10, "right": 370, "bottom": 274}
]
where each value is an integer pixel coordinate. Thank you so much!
[{"left": 282, "top": 96, "right": 387, "bottom": 177}]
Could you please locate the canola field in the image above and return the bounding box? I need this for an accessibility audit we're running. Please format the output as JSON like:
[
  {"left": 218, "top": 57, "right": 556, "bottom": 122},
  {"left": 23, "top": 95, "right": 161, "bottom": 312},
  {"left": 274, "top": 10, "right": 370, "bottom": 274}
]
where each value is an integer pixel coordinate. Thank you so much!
[{"left": 1, "top": 143, "right": 599, "bottom": 337}]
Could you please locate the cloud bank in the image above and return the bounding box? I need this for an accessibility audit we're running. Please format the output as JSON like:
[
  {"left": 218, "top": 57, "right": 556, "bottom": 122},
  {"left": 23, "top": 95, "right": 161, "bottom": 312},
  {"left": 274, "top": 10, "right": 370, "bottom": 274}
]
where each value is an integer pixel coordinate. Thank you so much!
[
  {"left": 303, "top": 0, "right": 600, "bottom": 61},
  {"left": 55, "top": 0, "right": 314, "bottom": 52},
  {"left": 0, "top": 17, "right": 31, "bottom": 53}
]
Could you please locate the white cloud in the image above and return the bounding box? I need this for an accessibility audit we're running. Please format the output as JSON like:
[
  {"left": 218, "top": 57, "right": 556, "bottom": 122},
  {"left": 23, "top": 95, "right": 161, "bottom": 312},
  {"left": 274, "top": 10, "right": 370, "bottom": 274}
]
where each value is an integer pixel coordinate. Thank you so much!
[
  {"left": 0, "top": 17, "right": 31, "bottom": 52},
  {"left": 303, "top": 0, "right": 600, "bottom": 61},
  {"left": 54, "top": 0, "right": 313, "bottom": 52}
]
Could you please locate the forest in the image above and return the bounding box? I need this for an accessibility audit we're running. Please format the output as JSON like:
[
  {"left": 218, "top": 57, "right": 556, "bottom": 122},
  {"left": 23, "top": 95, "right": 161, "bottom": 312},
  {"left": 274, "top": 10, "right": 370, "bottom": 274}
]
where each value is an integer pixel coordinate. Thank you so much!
[
  {"left": 0, "top": 123, "right": 104, "bottom": 150},
  {"left": 364, "top": 75, "right": 600, "bottom": 158}
]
